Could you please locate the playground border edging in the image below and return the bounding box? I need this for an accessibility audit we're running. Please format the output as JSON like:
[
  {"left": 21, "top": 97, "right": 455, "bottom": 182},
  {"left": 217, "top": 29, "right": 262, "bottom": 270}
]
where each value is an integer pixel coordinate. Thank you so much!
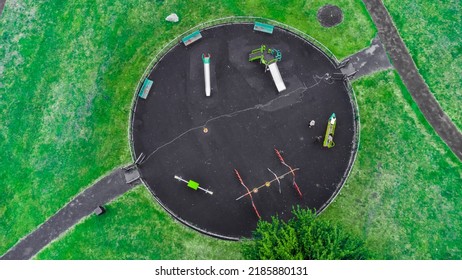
[{"left": 128, "top": 18, "right": 360, "bottom": 236}]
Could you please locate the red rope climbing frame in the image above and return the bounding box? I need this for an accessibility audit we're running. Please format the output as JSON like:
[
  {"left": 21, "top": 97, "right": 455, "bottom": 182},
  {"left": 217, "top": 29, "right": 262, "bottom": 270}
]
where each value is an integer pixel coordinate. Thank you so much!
[
  {"left": 234, "top": 169, "right": 261, "bottom": 219},
  {"left": 274, "top": 148, "right": 303, "bottom": 198}
]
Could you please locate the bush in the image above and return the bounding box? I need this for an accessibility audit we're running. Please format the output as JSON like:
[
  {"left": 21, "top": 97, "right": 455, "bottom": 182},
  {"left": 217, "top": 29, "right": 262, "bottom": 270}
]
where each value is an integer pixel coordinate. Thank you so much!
[{"left": 242, "top": 207, "right": 369, "bottom": 260}]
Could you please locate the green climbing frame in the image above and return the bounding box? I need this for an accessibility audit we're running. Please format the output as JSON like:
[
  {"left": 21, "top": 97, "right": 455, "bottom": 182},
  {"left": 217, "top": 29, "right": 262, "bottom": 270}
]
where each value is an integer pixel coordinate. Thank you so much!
[
  {"left": 270, "top": 48, "right": 282, "bottom": 61},
  {"left": 248, "top": 45, "right": 281, "bottom": 66}
]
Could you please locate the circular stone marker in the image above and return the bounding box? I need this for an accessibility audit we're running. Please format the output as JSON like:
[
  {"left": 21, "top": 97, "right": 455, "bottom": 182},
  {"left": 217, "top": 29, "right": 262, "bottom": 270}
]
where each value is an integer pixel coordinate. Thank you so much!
[
  {"left": 317, "top": 5, "right": 344, "bottom": 27},
  {"left": 131, "top": 23, "right": 358, "bottom": 240}
]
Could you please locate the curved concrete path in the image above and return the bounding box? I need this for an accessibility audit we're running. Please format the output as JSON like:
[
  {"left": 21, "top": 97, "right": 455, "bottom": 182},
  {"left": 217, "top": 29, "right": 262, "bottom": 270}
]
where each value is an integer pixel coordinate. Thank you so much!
[
  {"left": 363, "top": 0, "right": 462, "bottom": 161},
  {"left": 0, "top": 0, "right": 6, "bottom": 17},
  {"left": 1, "top": 168, "right": 137, "bottom": 260}
]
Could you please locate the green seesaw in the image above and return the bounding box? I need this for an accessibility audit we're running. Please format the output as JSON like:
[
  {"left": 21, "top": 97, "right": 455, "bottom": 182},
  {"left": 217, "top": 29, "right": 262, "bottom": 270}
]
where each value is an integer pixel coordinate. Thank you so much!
[{"left": 174, "top": 175, "right": 213, "bottom": 195}]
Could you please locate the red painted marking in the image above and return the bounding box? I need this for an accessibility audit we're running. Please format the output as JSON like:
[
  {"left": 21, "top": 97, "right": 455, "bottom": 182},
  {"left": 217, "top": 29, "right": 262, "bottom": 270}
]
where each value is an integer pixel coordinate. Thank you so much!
[
  {"left": 274, "top": 148, "right": 285, "bottom": 163},
  {"left": 275, "top": 148, "right": 297, "bottom": 177},
  {"left": 234, "top": 169, "right": 261, "bottom": 219},
  {"left": 293, "top": 181, "right": 303, "bottom": 198},
  {"left": 252, "top": 202, "right": 261, "bottom": 219},
  {"left": 234, "top": 169, "right": 245, "bottom": 185}
]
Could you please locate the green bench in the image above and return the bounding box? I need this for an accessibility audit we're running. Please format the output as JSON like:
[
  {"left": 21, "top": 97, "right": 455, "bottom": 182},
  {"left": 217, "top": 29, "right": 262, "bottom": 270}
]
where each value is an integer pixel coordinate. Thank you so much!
[
  {"left": 182, "top": 30, "right": 202, "bottom": 46},
  {"left": 138, "top": 78, "right": 153, "bottom": 99},
  {"left": 254, "top": 22, "right": 274, "bottom": 34}
]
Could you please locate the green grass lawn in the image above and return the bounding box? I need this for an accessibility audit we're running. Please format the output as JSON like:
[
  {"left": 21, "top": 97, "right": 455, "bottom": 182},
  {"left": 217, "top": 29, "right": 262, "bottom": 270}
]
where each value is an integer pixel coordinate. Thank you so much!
[
  {"left": 35, "top": 186, "right": 243, "bottom": 260},
  {"left": 35, "top": 70, "right": 462, "bottom": 260},
  {"left": 3, "top": 0, "right": 461, "bottom": 260},
  {"left": 0, "top": 0, "right": 375, "bottom": 257},
  {"left": 383, "top": 0, "right": 462, "bottom": 131},
  {"left": 322, "top": 70, "right": 462, "bottom": 259}
]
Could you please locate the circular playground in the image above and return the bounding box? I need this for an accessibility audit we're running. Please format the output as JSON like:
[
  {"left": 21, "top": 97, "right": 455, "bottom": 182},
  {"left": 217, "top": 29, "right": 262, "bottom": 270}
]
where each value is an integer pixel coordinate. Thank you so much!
[{"left": 131, "top": 23, "right": 358, "bottom": 240}]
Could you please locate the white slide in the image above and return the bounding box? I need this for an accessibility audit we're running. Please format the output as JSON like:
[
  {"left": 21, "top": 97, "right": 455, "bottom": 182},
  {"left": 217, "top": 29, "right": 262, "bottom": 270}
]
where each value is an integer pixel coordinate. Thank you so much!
[
  {"left": 204, "top": 62, "right": 211, "bottom": 96},
  {"left": 268, "top": 63, "right": 286, "bottom": 92},
  {"left": 202, "top": 54, "right": 211, "bottom": 97}
]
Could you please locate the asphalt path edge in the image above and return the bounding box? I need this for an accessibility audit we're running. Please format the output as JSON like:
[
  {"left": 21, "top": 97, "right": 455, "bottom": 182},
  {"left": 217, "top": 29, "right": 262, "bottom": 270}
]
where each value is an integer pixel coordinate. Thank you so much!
[
  {"left": 0, "top": 0, "right": 6, "bottom": 17},
  {"left": 1, "top": 167, "right": 137, "bottom": 260},
  {"left": 363, "top": 0, "right": 462, "bottom": 161}
]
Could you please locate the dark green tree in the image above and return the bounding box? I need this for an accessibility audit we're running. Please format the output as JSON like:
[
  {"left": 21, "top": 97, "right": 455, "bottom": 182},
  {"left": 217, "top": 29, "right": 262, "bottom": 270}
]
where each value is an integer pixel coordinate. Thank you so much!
[{"left": 242, "top": 207, "right": 369, "bottom": 260}]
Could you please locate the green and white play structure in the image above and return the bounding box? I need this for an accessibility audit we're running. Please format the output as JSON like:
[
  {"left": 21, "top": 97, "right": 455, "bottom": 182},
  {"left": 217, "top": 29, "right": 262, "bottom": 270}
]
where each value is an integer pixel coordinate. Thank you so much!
[{"left": 249, "top": 45, "right": 286, "bottom": 92}]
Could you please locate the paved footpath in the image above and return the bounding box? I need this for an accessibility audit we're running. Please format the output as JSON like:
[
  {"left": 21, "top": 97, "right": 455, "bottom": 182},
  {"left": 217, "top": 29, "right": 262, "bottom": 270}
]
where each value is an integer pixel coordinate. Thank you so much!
[
  {"left": 341, "top": 35, "right": 393, "bottom": 80},
  {"left": 363, "top": 0, "right": 462, "bottom": 161},
  {"left": 1, "top": 168, "right": 136, "bottom": 260},
  {"left": 0, "top": 0, "right": 6, "bottom": 17}
]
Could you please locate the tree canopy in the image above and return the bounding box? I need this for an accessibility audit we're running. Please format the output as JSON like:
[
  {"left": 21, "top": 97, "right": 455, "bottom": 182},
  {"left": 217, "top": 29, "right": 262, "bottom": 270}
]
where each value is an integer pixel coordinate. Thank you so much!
[{"left": 243, "top": 208, "right": 369, "bottom": 260}]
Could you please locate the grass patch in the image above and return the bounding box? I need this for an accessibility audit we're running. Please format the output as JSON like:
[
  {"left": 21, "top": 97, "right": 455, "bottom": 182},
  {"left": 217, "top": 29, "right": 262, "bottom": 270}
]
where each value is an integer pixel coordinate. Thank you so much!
[
  {"left": 383, "top": 0, "right": 462, "bottom": 131},
  {"left": 35, "top": 186, "right": 242, "bottom": 259},
  {"left": 37, "top": 71, "right": 462, "bottom": 259},
  {"left": 5, "top": 0, "right": 461, "bottom": 261},
  {"left": 322, "top": 70, "right": 462, "bottom": 259},
  {"left": 233, "top": 0, "right": 376, "bottom": 59},
  {"left": 0, "top": 0, "right": 375, "bottom": 256}
]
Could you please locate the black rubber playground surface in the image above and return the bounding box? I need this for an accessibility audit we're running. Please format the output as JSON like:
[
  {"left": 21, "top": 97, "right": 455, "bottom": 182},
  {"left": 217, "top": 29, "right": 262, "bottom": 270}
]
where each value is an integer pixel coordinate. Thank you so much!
[{"left": 131, "top": 23, "right": 358, "bottom": 239}]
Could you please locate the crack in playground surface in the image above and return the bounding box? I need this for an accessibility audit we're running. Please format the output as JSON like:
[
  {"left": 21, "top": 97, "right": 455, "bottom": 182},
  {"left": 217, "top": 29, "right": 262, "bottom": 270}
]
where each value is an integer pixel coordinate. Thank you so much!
[{"left": 142, "top": 75, "right": 332, "bottom": 164}]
